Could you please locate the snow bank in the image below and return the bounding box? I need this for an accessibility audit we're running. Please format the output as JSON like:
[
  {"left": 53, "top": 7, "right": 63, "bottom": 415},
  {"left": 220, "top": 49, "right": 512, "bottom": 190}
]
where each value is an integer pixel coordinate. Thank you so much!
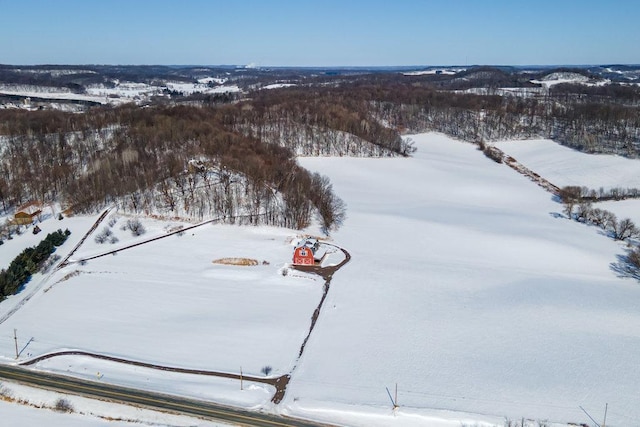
[{"left": 0, "top": 382, "right": 228, "bottom": 426}]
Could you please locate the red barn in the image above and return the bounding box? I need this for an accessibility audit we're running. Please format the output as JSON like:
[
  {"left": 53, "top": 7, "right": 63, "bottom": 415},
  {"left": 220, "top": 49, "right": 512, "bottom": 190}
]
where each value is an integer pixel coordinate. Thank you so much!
[
  {"left": 293, "top": 246, "right": 315, "bottom": 265},
  {"left": 292, "top": 239, "right": 319, "bottom": 265}
]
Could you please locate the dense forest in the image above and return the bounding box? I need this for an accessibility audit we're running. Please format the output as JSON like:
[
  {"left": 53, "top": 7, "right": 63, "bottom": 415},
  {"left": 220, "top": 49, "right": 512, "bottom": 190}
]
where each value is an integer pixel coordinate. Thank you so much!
[{"left": 0, "top": 106, "right": 350, "bottom": 232}]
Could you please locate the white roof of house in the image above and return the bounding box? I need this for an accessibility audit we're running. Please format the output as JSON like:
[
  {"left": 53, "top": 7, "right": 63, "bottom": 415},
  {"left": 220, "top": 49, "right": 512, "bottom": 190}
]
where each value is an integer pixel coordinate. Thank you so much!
[{"left": 295, "top": 238, "right": 319, "bottom": 252}]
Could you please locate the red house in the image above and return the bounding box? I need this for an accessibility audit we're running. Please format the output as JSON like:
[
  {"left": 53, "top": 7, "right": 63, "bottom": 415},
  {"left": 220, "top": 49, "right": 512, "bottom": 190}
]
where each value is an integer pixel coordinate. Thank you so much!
[{"left": 292, "top": 239, "right": 319, "bottom": 265}]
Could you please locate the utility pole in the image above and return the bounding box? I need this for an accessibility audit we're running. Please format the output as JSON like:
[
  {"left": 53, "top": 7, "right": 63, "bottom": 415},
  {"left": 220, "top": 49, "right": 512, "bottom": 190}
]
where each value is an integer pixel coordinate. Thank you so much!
[
  {"left": 14, "top": 329, "right": 18, "bottom": 359},
  {"left": 395, "top": 383, "right": 398, "bottom": 409},
  {"left": 240, "top": 366, "right": 243, "bottom": 391},
  {"left": 603, "top": 403, "right": 608, "bottom": 427},
  {"left": 386, "top": 384, "right": 399, "bottom": 411}
]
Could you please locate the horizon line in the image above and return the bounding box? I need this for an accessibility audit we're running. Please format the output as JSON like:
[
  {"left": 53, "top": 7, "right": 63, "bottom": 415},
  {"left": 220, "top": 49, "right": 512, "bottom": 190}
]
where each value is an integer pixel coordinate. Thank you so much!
[{"left": 1, "top": 63, "right": 639, "bottom": 69}]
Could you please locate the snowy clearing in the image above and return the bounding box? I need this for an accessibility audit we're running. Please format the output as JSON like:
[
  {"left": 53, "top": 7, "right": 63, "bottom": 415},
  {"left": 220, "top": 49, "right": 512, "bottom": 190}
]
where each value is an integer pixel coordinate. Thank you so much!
[
  {"left": 403, "top": 69, "right": 461, "bottom": 76},
  {"left": 262, "top": 83, "right": 297, "bottom": 89},
  {"left": 165, "top": 82, "right": 241, "bottom": 95},
  {"left": 530, "top": 72, "right": 590, "bottom": 88},
  {"left": 0, "top": 215, "right": 323, "bottom": 413},
  {"left": 1, "top": 79, "right": 241, "bottom": 109},
  {"left": 0, "top": 220, "right": 321, "bottom": 379},
  {"left": 495, "top": 138, "right": 640, "bottom": 190},
  {"left": 0, "top": 88, "right": 110, "bottom": 104}
]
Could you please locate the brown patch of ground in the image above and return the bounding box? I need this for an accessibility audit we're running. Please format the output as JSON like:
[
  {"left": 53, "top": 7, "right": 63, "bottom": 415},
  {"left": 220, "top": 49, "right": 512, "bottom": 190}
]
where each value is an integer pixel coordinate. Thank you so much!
[{"left": 212, "top": 257, "right": 259, "bottom": 266}]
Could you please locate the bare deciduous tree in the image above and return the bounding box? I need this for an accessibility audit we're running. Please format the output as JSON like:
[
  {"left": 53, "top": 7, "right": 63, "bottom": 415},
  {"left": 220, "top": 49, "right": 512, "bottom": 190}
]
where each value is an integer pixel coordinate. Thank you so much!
[
  {"left": 575, "top": 201, "right": 593, "bottom": 223},
  {"left": 126, "top": 218, "right": 146, "bottom": 236},
  {"left": 613, "top": 218, "right": 639, "bottom": 241},
  {"left": 54, "top": 398, "right": 74, "bottom": 413},
  {"left": 629, "top": 247, "right": 640, "bottom": 270}
]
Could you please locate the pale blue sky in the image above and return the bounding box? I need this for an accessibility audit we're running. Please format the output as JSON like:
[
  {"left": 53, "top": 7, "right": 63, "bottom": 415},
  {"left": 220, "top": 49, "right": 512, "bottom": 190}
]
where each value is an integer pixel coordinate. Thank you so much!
[{"left": 1, "top": 0, "right": 638, "bottom": 66}]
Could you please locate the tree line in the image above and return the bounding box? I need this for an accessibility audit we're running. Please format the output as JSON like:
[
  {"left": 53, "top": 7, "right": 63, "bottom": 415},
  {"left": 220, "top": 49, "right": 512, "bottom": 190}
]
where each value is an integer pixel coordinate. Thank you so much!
[
  {"left": 0, "top": 229, "right": 70, "bottom": 301},
  {"left": 560, "top": 186, "right": 640, "bottom": 278},
  {"left": 559, "top": 185, "right": 640, "bottom": 202}
]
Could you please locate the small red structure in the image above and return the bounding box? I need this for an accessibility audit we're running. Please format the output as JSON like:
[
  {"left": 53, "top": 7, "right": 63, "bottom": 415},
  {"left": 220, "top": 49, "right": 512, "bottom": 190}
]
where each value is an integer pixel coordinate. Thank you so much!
[
  {"left": 293, "top": 246, "right": 315, "bottom": 265},
  {"left": 292, "top": 239, "right": 319, "bottom": 265}
]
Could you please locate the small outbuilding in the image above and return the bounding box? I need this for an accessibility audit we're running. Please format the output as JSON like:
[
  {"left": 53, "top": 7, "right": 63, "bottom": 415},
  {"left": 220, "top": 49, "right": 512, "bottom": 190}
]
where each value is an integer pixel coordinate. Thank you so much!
[{"left": 14, "top": 201, "right": 42, "bottom": 225}]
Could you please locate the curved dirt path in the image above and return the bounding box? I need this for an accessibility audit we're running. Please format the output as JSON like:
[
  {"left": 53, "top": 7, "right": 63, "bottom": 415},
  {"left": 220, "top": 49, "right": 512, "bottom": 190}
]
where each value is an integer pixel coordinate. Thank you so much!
[{"left": 20, "top": 350, "right": 290, "bottom": 404}]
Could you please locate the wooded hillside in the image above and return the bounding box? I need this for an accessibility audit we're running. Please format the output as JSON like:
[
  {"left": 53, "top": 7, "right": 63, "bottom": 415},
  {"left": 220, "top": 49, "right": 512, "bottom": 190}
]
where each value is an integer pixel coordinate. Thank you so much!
[{"left": 1, "top": 68, "right": 638, "bottom": 233}]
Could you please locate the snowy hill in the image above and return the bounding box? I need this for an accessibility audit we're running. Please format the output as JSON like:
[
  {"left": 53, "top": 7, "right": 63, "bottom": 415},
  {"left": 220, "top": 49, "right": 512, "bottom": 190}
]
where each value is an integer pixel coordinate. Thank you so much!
[
  {"left": 530, "top": 71, "right": 602, "bottom": 88},
  {"left": 293, "top": 133, "right": 640, "bottom": 426},
  {"left": 495, "top": 139, "right": 640, "bottom": 190},
  {"left": 1, "top": 133, "right": 639, "bottom": 426}
]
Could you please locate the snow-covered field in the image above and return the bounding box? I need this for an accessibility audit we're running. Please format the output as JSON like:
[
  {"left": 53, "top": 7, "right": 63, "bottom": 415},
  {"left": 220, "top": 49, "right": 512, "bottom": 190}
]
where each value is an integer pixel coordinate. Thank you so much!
[
  {"left": 530, "top": 72, "right": 591, "bottom": 88},
  {"left": 0, "top": 78, "right": 242, "bottom": 109},
  {"left": 0, "top": 382, "right": 229, "bottom": 426},
  {"left": 597, "top": 199, "right": 640, "bottom": 226},
  {"left": 1, "top": 133, "right": 640, "bottom": 426},
  {"left": 495, "top": 138, "right": 640, "bottom": 190},
  {"left": 293, "top": 133, "right": 640, "bottom": 426},
  {"left": 495, "top": 138, "right": 640, "bottom": 226},
  {"left": 0, "top": 86, "right": 112, "bottom": 105},
  {"left": 262, "top": 83, "right": 297, "bottom": 90},
  {"left": 0, "top": 218, "right": 320, "bottom": 406},
  {"left": 84, "top": 82, "right": 161, "bottom": 102},
  {"left": 403, "top": 68, "right": 462, "bottom": 76},
  {"left": 164, "top": 82, "right": 241, "bottom": 95}
]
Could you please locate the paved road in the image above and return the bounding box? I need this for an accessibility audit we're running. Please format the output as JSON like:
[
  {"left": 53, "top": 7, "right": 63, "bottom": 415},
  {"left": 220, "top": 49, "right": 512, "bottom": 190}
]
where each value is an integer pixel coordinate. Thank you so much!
[{"left": 0, "top": 364, "right": 335, "bottom": 427}]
